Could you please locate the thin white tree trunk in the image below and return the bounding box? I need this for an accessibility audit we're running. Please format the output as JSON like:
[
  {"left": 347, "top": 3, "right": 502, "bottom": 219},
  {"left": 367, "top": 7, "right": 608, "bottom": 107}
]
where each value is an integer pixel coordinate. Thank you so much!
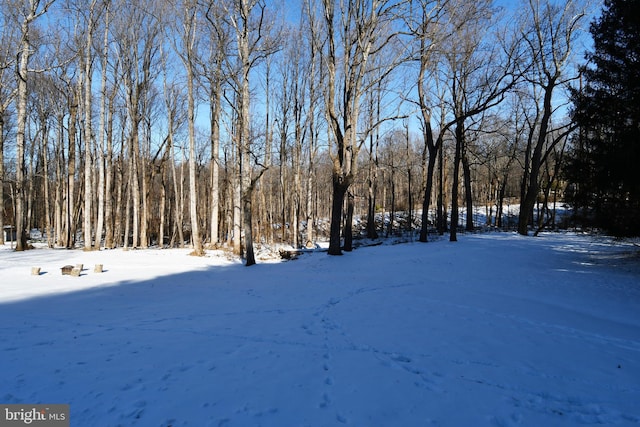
[
  {"left": 41, "top": 122, "right": 52, "bottom": 247},
  {"left": 140, "top": 135, "right": 149, "bottom": 248},
  {"left": 209, "top": 75, "right": 221, "bottom": 246},
  {"left": 15, "top": 9, "right": 32, "bottom": 251},
  {"left": 124, "top": 148, "right": 133, "bottom": 249},
  {"left": 83, "top": 5, "right": 95, "bottom": 250},
  {"left": 54, "top": 114, "right": 64, "bottom": 246},
  {"left": 104, "top": 97, "right": 115, "bottom": 248},
  {"left": 233, "top": 159, "right": 242, "bottom": 255},
  {"left": 131, "top": 132, "right": 140, "bottom": 248},
  {"left": 94, "top": 4, "right": 109, "bottom": 250},
  {"left": 181, "top": 2, "right": 203, "bottom": 255},
  {"left": 171, "top": 145, "right": 185, "bottom": 248}
]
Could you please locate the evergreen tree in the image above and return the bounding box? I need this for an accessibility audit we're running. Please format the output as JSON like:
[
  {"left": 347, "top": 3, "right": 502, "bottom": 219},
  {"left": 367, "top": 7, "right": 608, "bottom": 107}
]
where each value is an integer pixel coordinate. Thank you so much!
[{"left": 567, "top": 0, "right": 640, "bottom": 236}]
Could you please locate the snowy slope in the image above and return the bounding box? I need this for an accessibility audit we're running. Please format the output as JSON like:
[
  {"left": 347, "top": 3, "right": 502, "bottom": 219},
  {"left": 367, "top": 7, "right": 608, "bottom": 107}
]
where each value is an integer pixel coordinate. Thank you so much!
[{"left": 1, "top": 232, "right": 639, "bottom": 426}]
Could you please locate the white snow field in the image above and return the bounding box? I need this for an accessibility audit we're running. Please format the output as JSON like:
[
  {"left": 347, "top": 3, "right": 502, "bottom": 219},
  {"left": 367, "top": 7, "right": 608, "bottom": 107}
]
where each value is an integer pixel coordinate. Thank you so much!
[{"left": 1, "top": 232, "right": 639, "bottom": 427}]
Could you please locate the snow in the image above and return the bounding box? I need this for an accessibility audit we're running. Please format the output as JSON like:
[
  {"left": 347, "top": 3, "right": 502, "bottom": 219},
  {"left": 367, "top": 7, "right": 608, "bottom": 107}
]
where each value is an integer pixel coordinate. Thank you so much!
[{"left": 1, "top": 232, "right": 639, "bottom": 426}]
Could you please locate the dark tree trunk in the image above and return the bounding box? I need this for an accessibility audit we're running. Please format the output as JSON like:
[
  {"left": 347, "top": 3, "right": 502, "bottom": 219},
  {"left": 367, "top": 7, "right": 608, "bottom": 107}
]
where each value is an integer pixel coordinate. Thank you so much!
[
  {"left": 462, "top": 150, "right": 474, "bottom": 232},
  {"left": 343, "top": 192, "right": 355, "bottom": 252},
  {"left": 518, "top": 149, "right": 543, "bottom": 236},
  {"left": 242, "top": 166, "right": 268, "bottom": 266},
  {"left": 387, "top": 168, "right": 396, "bottom": 238},
  {"left": 450, "top": 119, "right": 464, "bottom": 242},
  {"left": 437, "top": 137, "right": 446, "bottom": 234},
  {"left": 419, "top": 152, "right": 437, "bottom": 242},
  {"left": 496, "top": 179, "right": 507, "bottom": 228},
  {"left": 243, "top": 189, "right": 256, "bottom": 266},
  {"left": 366, "top": 187, "right": 378, "bottom": 239},
  {"left": 328, "top": 175, "right": 348, "bottom": 255}
]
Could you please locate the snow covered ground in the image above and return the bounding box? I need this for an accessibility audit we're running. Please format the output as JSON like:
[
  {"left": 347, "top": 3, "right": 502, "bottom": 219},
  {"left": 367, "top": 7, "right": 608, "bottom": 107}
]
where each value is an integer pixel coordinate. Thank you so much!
[{"left": 1, "top": 232, "right": 639, "bottom": 426}]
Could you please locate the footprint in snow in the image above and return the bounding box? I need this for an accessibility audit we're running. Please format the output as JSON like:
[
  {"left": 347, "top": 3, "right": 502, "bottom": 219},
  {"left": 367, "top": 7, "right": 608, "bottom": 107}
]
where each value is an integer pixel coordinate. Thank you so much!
[
  {"left": 391, "top": 354, "right": 412, "bottom": 363},
  {"left": 327, "top": 297, "right": 340, "bottom": 306},
  {"left": 319, "top": 393, "right": 331, "bottom": 409}
]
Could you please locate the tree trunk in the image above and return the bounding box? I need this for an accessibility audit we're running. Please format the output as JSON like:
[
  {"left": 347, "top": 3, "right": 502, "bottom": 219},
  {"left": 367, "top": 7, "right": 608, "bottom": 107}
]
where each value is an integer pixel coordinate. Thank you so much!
[
  {"left": 131, "top": 132, "right": 140, "bottom": 248},
  {"left": 104, "top": 97, "right": 115, "bottom": 248},
  {"left": 83, "top": 9, "right": 95, "bottom": 251},
  {"left": 292, "top": 124, "right": 302, "bottom": 249},
  {"left": 306, "top": 160, "right": 315, "bottom": 246},
  {"left": 94, "top": 125, "right": 105, "bottom": 249},
  {"left": 436, "top": 134, "right": 445, "bottom": 234},
  {"left": 140, "top": 141, "right": 149, "bottom": 248},
  {"left": 328, "top": 177, "right": 348, "bottom": 255},
  {"left": 41, "top": 122, "right": 52, "bottom": 248},
  {"left": 450, "top": 119, "right": 464, "bottom": 242},
  {"left": 113, "top": 151, "right": 124, "bottom": 247},
  {"left": 12, "top": 1, "right": 55, "bottom": 250},
  {"left": 231, "top": 0, "right": 270, "bottom": 264},
  {"left": 94, "top": 4, "right": 109, "bottom": 251},
  {"left": 242, "top": 188, "right": 256, "bottom": 266},
  {"left": 66, "top": 90, "right": 79, "bottom": 249},
  {"left": 366, "top": 155, "right": 379, "bottom": 240},
  {"left": 26, "top": 142, "right": 35, "bottom": 235},
  {"left": 518, "top": 83, "right": 554, "bottom": 236},
  {"left": 305, "top": 44, "right": 318, "bottom": 248},
  {"left": 209, "top": 82, "right": 221, "bottom": 246},
  {"left": 496, "top": 178, "right": 507, "bottom": 228},
  {"left": 123, "top": 156, "right": 132, "bottom": 249},
  {"left": 54, "top": 116, "right": 64, "bottom": 246},
  {"left": 462, "top": 149, "right": 474, "bottom": 232},
  {"left": 159, "top": 176, "right": 166, "bottom": 247},
  {"left": 186, "top": 36, "right": 203, "bottom": 256},
  {"left": 15, "top": 12, "right": 32, "bottom": 251},
  {"left": 343, "top": 192, "right": 355, "bottom": 252},
  {"left": 420, "top": 152, "right": 437, "bottom": 242},
  {"left": 172, "top": 146, "right": 185, "bottom": 248},
  {"left": 388, "top": 168, "right": 396, "bottom": 238},
  {"left": 279, "top": 126, "right": 287, "bottom": 244}
]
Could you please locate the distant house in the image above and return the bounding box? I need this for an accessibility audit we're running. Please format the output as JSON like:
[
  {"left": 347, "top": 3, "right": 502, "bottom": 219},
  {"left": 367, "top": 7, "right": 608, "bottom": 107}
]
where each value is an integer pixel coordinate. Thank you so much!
[{"left": 3, "top": 226, "right": 16, "bottom": 242}]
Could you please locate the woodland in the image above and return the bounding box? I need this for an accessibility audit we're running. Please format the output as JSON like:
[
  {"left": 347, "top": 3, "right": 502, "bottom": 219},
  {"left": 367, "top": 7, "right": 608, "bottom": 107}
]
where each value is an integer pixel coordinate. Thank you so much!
[{"left": 0, "top": 0, "right": 614, "bottom": 265}]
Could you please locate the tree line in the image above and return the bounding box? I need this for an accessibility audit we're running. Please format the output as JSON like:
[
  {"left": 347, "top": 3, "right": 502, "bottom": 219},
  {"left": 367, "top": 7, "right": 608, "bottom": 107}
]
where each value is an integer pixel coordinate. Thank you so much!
[{"left": 0, "top": 0, "right": 595, "bottom": 263}]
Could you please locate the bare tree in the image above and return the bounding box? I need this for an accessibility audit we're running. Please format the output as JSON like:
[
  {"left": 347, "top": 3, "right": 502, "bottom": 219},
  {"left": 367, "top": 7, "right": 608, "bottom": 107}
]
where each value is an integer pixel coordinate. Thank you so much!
[
  {"left": 76, "top": 0, "right": 104, "bottom": 250},
  {"left": 114, "top": 0, "right": 161, "bottom": 248},
  {"left": 316, "top": 0, "right": 405, "bottom": 255},
  {"left": 405, "top": 0, "right": 450, "bottom": 242},
  {"left": 29, "top": 74, "right": 59, "bottom": 247},
  {"left": 516, "top": 0, "right": 587, "bottom": 235},
  {"left": 304, "top": 30, "right": 321, "bottom": 248},
  {"left": 93, "top": 0, "right": 110, "bottom": 250},
  {"left": 273, "top": 35, "right": 293, "bottom": 245},
  {"left": 202, "top": 0, "right": 230, "bottom": 247},
  {"left": 13, "top": 0, "right": 57, "bottom": 251},
  {"left": 363, "top": 79, "right": 381, "bottom": 240},
  {"left": 103, "top": 69, "right": 119, "bottom": 248},
  {"left": 227, "top": 0, "right": 275, "bottom": 265},
  {"left": 437, "top": 0, "right": 520, "bottom": 241},
  {"left": 170, "top": 0, "right": 205, "bottom": 255},
  {"left": 0, "top": 4, "right": 18, "bottom": 246}
]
